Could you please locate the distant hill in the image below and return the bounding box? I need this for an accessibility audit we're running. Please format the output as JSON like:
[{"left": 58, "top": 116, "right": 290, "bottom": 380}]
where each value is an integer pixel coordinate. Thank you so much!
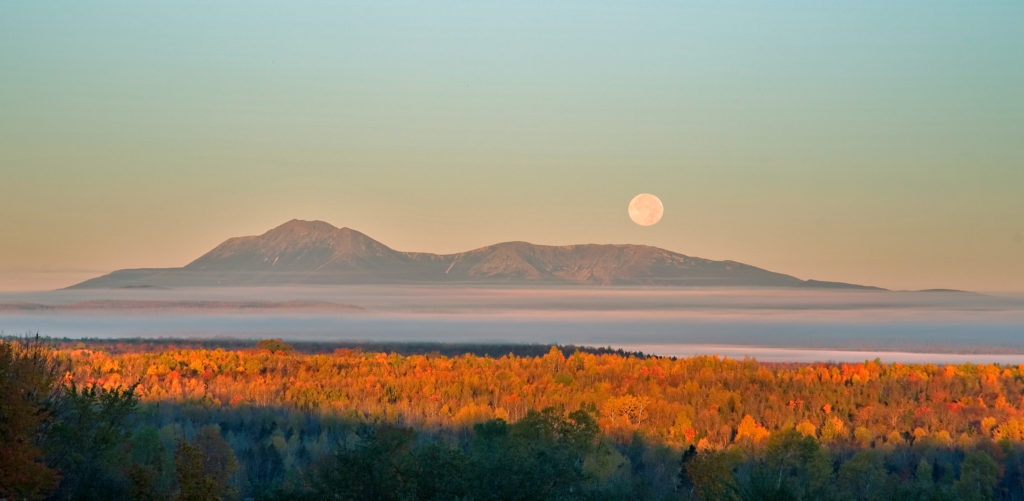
[{"left": 69, "top": 219, "right": 884, "bottom": 289}]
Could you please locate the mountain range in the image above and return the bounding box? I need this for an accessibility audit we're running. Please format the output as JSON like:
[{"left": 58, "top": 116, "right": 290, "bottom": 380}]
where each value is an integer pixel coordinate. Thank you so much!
[{"left": 69, "top": 219, "right": 882, "bottom": 289}]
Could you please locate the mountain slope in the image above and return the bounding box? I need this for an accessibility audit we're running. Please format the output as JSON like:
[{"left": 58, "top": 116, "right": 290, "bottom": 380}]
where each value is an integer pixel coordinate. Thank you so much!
[
  {"left": 69, "top": 219, "right": 881, "bottom": 289},
  {"left": 185, "top": 220, "right": 416, "bottom": 273}
]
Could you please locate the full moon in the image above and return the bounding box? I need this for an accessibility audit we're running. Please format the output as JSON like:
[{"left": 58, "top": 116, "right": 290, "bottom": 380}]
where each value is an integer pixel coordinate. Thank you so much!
[{"left": 628, "top": 193, "right": 664, "bottom": 226}]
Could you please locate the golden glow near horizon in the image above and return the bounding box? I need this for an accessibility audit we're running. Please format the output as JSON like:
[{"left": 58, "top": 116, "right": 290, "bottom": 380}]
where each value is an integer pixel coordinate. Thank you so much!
[{"left": 1, "top": 3, "right": 1023, "bottom": 292}]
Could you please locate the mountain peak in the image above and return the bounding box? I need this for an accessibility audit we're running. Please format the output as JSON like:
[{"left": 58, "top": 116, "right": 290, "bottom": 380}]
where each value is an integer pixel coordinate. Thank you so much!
[
  {"left": 259, "top": 219, "right": 376, "bottom": 243},
  {"left": 70, "top": 220, "right": 883, "bottom": 289},
  {"left": 182, "top": 220, "right": 400, "bottom": 272},
  {"left": 267, "top": 219, "right": 340, "bottom": 235}
]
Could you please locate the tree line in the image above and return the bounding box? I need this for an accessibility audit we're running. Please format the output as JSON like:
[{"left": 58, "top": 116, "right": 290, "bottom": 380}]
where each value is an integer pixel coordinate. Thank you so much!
[{"left": 4, "top": 336, "right": 1024, "bottom": 499}]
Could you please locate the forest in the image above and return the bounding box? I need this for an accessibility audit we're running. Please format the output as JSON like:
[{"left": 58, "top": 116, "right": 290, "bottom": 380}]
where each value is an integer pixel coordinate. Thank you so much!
[{"left": 4, "top": 336, "right": 1024, "bottom": 500}]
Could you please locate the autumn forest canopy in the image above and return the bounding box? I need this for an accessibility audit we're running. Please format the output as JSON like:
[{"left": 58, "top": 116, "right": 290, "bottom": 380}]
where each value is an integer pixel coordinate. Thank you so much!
[{"left": 4, "top": 336, "right": 1024, "bottom": 500}]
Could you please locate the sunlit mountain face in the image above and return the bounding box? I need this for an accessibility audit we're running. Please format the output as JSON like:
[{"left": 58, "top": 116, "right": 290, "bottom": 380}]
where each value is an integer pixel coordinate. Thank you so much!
[{"left": 72, "top": 219, "right": 877, "bottom": 289}]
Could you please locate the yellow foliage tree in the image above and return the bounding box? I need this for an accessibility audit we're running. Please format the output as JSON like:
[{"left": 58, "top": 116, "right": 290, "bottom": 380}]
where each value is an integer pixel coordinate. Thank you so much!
[{"left": 734, "top": 414, "right": 770, "bottom": 445}]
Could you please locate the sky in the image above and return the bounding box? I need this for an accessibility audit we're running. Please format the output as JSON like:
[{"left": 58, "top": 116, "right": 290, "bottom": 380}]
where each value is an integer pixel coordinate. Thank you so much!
[{"left": 1, "top": 1, "right": 1022, "bottom": 292}]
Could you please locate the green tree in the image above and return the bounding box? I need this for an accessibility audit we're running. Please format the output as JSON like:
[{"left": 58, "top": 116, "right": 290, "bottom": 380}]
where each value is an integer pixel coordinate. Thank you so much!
[
  {"left": 464, "top": 409, "right": 598, "bottom": 500},
  {"left": 256, "top": 339, "right": 294, "bottom": 353},
  {"left": 953, "top": 451, "right": 998, "bottom": 501},
  {"left": 196, "top": 425, "right": 239, "bottom": 499},
  {"left": 677, "top": 445, "right": 698, "bottom": 496},
  {"left": 127, "top": 424, "right": 174, "bottom": 500},
  {"left": 175, "top": 425, "right": 239, "bottom": 500},
  {"left": 682, "top": 449, "right": 743, "bottom": 501},
  {"left": 410, "top": 440, "right": 469, "bottom": 500},
  {"left": 46, "top": 383, "right": 140, "bottom": 500},
  {"left": 751, "top": 429, "right": 832, "bottom": 500},
  {"left": 834, "top": 450, "right": 891, "bottom": 501},
  {"left": 307, "top": 425, "right": 418, "bottom": 500},
  {"left": 176, "top": 441, "right": 219, "bottom": 501}
]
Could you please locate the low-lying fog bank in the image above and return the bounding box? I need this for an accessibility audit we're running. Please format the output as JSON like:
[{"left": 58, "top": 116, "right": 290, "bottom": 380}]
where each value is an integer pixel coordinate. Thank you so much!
[{"left": 2, "top": 286, "right": 1022, "bottom": 363}]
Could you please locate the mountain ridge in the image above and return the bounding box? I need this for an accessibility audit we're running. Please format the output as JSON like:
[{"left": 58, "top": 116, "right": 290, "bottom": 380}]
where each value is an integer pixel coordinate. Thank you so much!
[{"left": 69, "top": 219, "right": 884, "bottom": 290}]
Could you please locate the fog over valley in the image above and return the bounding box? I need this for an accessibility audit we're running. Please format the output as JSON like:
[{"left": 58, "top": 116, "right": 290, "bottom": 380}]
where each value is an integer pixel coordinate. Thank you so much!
[{"left": 3, "top": 286, "right": 1022, "bottom": 363}]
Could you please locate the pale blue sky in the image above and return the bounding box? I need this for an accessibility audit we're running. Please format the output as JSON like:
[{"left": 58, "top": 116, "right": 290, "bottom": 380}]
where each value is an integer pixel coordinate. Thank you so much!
[{"left": 2, "top": 1, "right": 1022, "bottom": 291}]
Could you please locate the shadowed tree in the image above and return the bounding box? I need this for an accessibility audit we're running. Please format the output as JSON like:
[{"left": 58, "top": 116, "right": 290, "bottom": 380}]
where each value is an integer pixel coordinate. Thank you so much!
[
  {"left": 683, "top": 448, "right": 743, "bottom": 501},
  {"left": 176, "top": 440, "right": 219, "bottom": 501},
  {"left": 833, "top": 449, "right": 891, "bottom": 500},
  {"left": 175, "top": 425, "right": 240, "bottom": 500},
  {"left": 953, "top": 451, "right": 999, "bottom": 501},
  {"left": 0, "top": 338, "right": 65, "bottom": 500},
  {"left": 677, "top": 445, "right": 698, "bottom": 495},
  {"left": 256, "top": 339, "right": 294, "bottom": 353},
  {"left": 306, "top": 424, "right": 418, "bottom": 500},
  {"left": 45, "top": 383, "right": 140, "bottom": 500},
  {"left": 737, "top": 429, "right": 832, "bottom": 501}
]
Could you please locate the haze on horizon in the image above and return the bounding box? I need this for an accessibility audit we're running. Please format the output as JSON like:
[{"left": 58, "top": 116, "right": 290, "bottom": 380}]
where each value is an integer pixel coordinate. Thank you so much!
[
  {"left": 3, "top": 285, "right": 1024, "bottom": 363},
  {"left": 2, "top": 2, "right": 1023, "bottom": 292}
]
